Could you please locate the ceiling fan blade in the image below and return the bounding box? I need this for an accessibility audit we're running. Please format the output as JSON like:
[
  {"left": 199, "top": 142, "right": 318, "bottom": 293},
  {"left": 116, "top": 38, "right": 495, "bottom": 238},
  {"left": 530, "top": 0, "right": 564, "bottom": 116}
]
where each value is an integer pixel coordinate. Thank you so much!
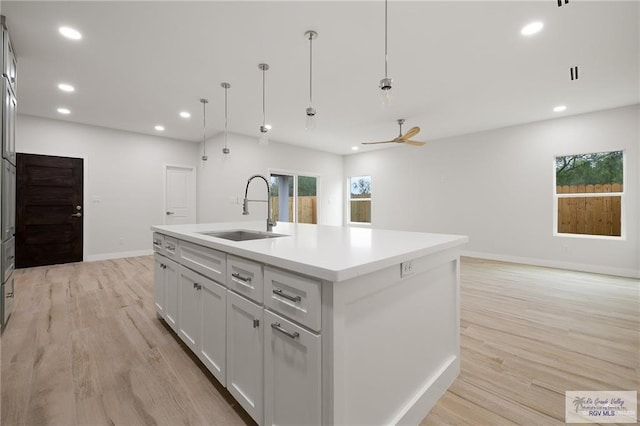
[
  {"left": 362, "top": 140, "right": 395, "bottom": 145},
  {"left": 400, "top": 126, "right": 420, "bottom": 141},
  {"left": 403, "top": 139, "right": 426, "bottom": 147}
]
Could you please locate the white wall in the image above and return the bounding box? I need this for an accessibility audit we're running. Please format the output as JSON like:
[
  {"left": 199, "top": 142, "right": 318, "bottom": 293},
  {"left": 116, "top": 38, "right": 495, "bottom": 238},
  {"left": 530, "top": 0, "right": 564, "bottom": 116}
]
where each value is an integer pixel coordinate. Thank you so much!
[
  {"left": 17, "top": 114, "right": 199, "bottom": 260},
  {"left": 344, "top": 105, "right": 639, "bottom": 278},
  {"left": 197, "top": 132, "right": 343, "bottom": 227}
]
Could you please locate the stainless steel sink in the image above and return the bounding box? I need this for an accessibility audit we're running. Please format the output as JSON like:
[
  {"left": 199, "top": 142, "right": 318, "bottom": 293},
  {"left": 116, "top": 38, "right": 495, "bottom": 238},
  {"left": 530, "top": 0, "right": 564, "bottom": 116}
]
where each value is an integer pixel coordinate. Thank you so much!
[{"left": 198, "top": 229, "right": 287, "bottom": 242}]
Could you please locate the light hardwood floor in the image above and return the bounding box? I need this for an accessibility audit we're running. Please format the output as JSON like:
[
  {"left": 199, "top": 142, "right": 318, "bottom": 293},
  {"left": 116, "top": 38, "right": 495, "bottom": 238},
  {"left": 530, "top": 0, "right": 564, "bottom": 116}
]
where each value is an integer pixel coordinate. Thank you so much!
[{"left": 1, "top": 256, "right": 638, "bottom": 425}]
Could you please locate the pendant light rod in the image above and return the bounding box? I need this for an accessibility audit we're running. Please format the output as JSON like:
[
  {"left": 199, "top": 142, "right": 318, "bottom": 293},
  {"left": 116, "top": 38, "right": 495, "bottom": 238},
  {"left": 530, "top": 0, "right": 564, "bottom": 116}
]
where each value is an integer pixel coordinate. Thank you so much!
[
  {"left": 305, "top": 30, "right": 317, "bottom": 105},
  {"left": 259, "top": 63, "right": 269, "bottom": 127},
  {"left": 200, "top": 98, "right": 208, "bottom": 160},
  {"left": 258, "top": 63, "right": 270, "bottom": 145},
  {"left": 379, "top": 0, "right": 392, "bottom": 106},
  {"left": 384, "top": 0, "right": 388, "bottom": 78},
  {"left": 221, "top": 83, "right": 230, "bottom": 155}
]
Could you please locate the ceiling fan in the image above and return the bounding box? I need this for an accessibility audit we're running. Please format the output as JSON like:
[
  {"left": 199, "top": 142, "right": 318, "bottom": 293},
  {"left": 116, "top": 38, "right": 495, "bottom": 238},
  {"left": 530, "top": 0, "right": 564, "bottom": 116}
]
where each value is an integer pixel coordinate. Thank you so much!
[{"left": 362, "top": 119, "right": 426, "bottom": 146}]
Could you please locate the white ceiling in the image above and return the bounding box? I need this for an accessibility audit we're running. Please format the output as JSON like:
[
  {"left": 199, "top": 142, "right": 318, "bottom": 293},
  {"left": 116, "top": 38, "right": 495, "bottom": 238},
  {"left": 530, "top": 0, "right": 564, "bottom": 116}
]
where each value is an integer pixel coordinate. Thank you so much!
[{"left": 3, "top": 1, "right": 639, "bottom": 155}]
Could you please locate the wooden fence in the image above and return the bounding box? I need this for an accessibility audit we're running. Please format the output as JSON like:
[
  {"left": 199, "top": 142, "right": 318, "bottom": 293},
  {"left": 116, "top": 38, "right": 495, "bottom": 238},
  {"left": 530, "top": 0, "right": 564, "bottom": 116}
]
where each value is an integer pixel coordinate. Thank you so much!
[
  {"left": 557, "top": 184, "right": 622, "bottom": 236},
  {"left": 271, "top": 196, "right": 317, "bottom": 224},
  {"left": 350, "top": 200, "right": 371, "bottom": 223}
]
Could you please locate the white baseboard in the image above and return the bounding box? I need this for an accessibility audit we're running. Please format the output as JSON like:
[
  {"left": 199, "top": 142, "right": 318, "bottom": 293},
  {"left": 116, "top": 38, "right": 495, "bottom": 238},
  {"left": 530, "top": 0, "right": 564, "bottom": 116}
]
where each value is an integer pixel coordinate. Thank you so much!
[
  {"left": 85, "top": 249, "right": 153, "bottom": 262},
  {"left": 393, "top": 355, "right": 459, "bottom": 425},
  {"left": 461, "top": 250, "right": 640, "bottom": 279}
]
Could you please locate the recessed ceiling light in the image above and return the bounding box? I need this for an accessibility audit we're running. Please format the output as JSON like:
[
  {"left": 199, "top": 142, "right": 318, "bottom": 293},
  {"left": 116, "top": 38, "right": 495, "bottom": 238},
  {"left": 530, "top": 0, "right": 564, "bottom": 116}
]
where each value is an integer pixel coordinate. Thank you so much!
[
  {"left": 57, "top": 107, "right": 71, "bottom": 115},
  {"left": 521, "top": 21, "right": 544, "bottom": 36},
  {"left": 179, "top": 111, "right": 191, "bottom": 118},
  {"left": 58, "top": 83, "right": 75, "bottom": 92},
  {"left": 352, "top": 146, "right": 359, "bottom": 151},
  {"left": 59, "top": 26, "right": 82, "bottom": 40},
  {"left": 154, "top": 125, "right": 165, "bottom": 131},
  {"left": 553, "top": 105, "right": 567, "bottom": 112}
]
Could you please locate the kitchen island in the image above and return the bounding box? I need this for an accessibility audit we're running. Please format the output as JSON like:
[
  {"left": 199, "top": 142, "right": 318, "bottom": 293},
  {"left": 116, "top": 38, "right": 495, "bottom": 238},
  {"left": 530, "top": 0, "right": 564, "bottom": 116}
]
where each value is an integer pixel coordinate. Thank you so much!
[{"left": 151, "top": 221, "right": 467, "bottom": 425}]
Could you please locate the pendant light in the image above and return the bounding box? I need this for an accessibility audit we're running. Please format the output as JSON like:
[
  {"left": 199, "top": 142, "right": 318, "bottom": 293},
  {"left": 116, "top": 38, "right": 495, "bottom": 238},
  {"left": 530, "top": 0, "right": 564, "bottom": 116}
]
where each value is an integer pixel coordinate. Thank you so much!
[
  {"left": 258, "top": 63, "right": 270, "bottom": 145},
  {"left": 305, "top": 30, "right": 318, "bottom": 130},
  {"left": 379, "top": 0, "right": 393, "bottom": 107},
  {"left": 221, "top": 82, "right": 231, "bottom": 155},
  {"left": 200, "top": 98, "right": 208, "bottom": 161}
]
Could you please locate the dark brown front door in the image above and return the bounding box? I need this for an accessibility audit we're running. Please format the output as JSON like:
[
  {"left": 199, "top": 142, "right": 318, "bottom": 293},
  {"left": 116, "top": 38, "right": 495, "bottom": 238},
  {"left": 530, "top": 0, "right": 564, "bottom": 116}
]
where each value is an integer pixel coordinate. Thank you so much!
[{"left": 16, "top": 153, "right": 83, "bottom": 268}]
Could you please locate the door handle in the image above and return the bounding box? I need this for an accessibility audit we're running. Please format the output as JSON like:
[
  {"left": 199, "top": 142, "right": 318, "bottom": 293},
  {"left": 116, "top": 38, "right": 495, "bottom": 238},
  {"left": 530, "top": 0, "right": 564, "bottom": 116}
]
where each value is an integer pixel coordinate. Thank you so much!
[
  {"left": 166, "top": 211, "right": 174, "bottom": 215},
  {"left": 71, "top": 213, "right": 82, "bottom": 217}
]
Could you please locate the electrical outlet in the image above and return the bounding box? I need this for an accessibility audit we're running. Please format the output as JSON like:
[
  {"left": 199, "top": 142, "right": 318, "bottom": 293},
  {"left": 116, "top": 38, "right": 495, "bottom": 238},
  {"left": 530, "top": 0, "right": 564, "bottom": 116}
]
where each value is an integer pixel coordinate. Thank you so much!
[{"left": 401, "top": 261, "right": 414, "bottom": 277}]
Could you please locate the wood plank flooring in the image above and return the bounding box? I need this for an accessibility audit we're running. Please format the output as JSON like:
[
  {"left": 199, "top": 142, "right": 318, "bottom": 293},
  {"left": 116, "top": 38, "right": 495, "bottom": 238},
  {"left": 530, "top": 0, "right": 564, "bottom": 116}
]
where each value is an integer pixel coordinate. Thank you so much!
[{"left": 1, "top": 256, "right": 638, "bottom": 425}]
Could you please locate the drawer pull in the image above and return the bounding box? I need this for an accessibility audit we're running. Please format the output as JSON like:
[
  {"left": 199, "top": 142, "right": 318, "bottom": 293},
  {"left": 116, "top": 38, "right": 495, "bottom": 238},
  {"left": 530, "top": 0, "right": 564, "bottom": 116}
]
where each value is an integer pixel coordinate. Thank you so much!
[
  {"left": 165, "top": 243, "right": 175, "bottom": 252},
  {"left": 271, "top": 322, "right": 299, "bottom": 339},
  {"left": 231, "top": 272, "right": 252, "bottom": 283},
  {"left": 273, "top": 288, "right": 301, "bottom": 303}
]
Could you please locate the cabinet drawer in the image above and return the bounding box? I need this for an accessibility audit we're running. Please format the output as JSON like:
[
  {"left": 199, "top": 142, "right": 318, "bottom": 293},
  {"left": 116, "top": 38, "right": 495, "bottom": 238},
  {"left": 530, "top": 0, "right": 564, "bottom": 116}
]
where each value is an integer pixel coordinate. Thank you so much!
[
  {"left": 264, "top": 267, "right": 321, "bottom": 332},
  {"left": 152, "top": 233, "right": 164, "bottom": 254},
  {"left": 227, "top": 255, "right": 263, "bottom": 304},
  {"left": 178, "top": 240, "right": 226, "bottom": 283},
  {"left": 163, "top": 236, "right": 178, "bottom": 260}
]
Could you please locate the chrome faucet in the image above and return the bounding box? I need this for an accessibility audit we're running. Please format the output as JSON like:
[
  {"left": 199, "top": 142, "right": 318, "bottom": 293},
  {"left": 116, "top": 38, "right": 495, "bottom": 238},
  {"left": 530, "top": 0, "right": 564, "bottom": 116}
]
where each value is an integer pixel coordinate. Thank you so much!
[{"left": 242, "top": 174, "right": 277, "bottom": 232}]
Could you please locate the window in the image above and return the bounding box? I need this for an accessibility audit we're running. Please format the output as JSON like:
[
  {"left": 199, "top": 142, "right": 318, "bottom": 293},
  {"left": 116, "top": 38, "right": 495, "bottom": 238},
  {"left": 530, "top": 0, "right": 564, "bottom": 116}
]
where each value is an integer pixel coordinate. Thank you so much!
[
  {"left": 555, "top": 150, "right": 624, "bottom": 237},
  {"left": 348, "top": 175, "right": 371, "bottom": 224},
  {"left": 270, "top": 173, "right": 318, "bottom": 224}
]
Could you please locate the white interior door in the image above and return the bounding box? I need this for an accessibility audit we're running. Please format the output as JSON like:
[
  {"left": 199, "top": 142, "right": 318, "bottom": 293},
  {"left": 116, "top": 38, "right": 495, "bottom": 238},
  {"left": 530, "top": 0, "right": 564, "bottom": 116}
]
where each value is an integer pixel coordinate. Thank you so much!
[{"left": 165, "top": 165, "right": 196, "bottom": 225}]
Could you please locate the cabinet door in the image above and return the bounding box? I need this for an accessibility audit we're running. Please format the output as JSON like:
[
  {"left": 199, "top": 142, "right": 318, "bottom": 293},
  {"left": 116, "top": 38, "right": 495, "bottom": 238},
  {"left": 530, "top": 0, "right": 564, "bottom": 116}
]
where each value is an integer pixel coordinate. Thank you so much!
[
  {"left": 178, "top": 266, "right": 201, "bottom": 352},
  {"left": 2, "top": 160, "right": 15, "bottom": 241},
  {"left": 199, "top": 277, "right": 226, "bottom": 386},
  {"left": 153, "top": 253, "right": 166, "bottom": 317},
  {"left": 164, "top": 258, "right": 179, "bottom": 333},
  {"left": 226, "top": 291, "right": 263, "bottom": 425},
  {"left": 264, "top": 310, "right": 321, "bottom": 426},
  {"left": 2, "top": 82, "right": 15, "bottom": 165}
]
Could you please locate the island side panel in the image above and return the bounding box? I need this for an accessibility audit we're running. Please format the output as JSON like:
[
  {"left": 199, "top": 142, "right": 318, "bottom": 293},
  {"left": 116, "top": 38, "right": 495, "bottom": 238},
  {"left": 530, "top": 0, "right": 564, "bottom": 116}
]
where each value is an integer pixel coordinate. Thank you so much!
[{"left": 329, "top": 248, "right": 461, "bottom": 425}]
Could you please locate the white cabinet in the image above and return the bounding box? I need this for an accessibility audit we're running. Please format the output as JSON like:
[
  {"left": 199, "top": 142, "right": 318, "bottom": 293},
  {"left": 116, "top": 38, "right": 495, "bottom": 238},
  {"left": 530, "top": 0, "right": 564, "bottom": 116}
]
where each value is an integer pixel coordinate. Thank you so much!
[
  {"left": 1, "top": 160, "right": 15, "bottom": 240},
  {"left": 227, "top": 254, "right": 263, "bottom": 303},
  {"left": 179, "top": 240, "right": 226, "bottom": 283},
  {"left": 2, "top": 79, "right": 15, "bottom": 165},
  {"left": 226, "top": 290, "right": 264, "bottom": 425},
  {"left": 153, "top": 253, "right": 166, "bottom": 317},
  {"left": 264, "top": 266, "right": 322, "bottom": 332},
  {"left": 178, "top": 266, "right": 201, "bottom": 351},
  {"left": 264, "top": 310, "right": 321, "bottom": 426},
  {"left": 177, "top": 265, "right": 228, "bottom": 385},
  {"left": 154, "top": 253, "right": 179, "bottom": 332},
  {"left": 199, "top": 275, "right": 227, "bottom": 386}
]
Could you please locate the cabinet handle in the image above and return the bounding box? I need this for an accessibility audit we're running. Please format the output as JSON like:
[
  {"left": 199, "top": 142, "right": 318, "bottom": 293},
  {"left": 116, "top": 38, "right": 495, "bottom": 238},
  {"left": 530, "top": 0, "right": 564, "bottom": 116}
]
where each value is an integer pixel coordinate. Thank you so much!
[
  {"left": 253, "top": 319, "right": 260, "bottom": 328},
  {"left": 231, "top": 272, "right": 251, "bottom": 283},
  {"left": 6, "top": 291, "right": 13, "bottom": 298},
  {"left": 271, "top": 322, "right": 299, "bottom": 339},
  {"left": 161, "top": 264, "right": 167, "bottom": 269},
  {"left": 272, "top": 288, "right": 301, "bottom": 303}
]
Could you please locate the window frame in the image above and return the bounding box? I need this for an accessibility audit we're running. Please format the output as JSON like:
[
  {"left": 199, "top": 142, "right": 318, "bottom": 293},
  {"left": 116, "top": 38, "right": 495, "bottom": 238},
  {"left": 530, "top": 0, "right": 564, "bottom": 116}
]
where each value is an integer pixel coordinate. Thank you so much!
[
  {"left": 269, "top": 169, "right": 320, "bottom": 225},
  {"left": 553, "top": 150, "right": 626, "bottom": 240},
  {"left": 347, "top": 175, "right": 372, "bottom": 226}
]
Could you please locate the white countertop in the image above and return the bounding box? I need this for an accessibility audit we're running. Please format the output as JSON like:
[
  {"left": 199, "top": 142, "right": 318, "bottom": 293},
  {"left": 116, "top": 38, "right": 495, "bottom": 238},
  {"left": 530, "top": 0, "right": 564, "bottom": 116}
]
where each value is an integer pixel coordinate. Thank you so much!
[{"left": 151, "top": 222, "right": 468, "bottom": 282}]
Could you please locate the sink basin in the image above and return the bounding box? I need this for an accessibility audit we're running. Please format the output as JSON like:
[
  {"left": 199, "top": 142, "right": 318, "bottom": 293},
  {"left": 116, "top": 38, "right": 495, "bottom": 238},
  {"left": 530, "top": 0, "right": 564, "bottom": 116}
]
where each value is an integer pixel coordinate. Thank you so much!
[{"left": 198, "top": 229, "right": 288, "bottom": 242}]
